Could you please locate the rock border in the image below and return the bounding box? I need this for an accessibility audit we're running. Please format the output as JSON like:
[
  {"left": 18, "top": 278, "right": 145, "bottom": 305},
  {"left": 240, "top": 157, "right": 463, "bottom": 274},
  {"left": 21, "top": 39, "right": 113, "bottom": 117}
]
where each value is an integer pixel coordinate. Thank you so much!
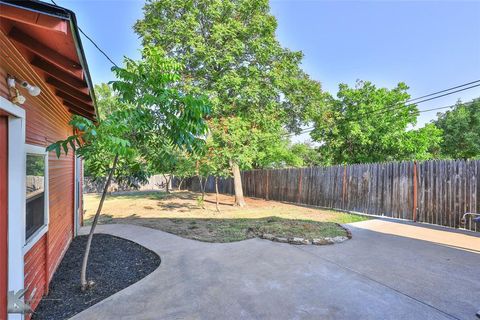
[{"left": 260, "top": 224, "right": 351, "bottom": 246}]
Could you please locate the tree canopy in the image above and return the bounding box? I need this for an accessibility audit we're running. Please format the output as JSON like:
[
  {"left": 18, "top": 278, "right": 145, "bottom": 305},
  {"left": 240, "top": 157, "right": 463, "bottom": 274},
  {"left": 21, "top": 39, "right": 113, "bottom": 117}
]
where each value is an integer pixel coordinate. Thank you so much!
[
  {"left": 309, "top": 81, "right": 442, "bottom": 165},
  {"left": 134, "top": 0, "right": 324, "bottom": 205},
  {"left": 288, "top": 142, "right": 324, "bottom": 167},
  {"left": 434, "top": 98, "right": 480, "bottom": 159}
]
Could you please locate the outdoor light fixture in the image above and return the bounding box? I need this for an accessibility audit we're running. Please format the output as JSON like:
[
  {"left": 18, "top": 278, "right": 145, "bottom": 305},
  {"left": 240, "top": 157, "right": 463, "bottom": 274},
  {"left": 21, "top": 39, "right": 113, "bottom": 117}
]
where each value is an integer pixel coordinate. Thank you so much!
[
  {"left": 20, "top": 80, "right": 41, "bottom": 97},
  {"left": 6, "top": 75, "right": 41, "bottom": 105},
  {"left": 7, "top": 75, "right": 26, "bottom": 105}
]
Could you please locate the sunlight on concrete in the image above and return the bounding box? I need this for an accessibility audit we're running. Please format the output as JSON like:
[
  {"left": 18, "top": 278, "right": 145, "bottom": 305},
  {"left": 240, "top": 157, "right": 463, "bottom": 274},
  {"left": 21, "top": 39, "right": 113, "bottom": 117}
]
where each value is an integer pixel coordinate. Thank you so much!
[{"left": 351, "top": 219, "right": 480, "bottom": 254}]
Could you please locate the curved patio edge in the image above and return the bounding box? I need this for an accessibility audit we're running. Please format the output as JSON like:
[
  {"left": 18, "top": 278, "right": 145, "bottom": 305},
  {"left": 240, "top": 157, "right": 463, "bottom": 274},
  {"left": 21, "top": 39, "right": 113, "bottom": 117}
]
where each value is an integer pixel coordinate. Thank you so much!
[{"left": 69, "top": 221, "right": 475, "bottom": 320}]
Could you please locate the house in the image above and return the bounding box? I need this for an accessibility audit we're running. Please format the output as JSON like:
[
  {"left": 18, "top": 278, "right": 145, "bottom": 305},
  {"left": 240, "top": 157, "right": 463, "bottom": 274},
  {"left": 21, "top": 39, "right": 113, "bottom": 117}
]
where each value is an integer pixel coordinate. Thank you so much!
[{"left": 0, "top": 1, "right": 97, "bottom": 318}]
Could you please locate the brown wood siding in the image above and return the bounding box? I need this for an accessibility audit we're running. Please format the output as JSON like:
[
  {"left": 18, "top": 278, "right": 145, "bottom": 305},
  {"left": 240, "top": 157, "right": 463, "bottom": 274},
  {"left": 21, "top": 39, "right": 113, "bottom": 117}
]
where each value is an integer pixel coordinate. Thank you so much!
[{"left": 0, "top": 28, "right": 76, "bottom": 314}]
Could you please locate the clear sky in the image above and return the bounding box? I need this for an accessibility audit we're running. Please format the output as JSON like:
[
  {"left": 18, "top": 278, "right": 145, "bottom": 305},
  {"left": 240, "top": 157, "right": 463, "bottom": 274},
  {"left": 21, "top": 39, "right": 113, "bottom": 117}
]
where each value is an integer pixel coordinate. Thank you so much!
[{"left": 56, "top": 0, "right": 480, "bottom": 141}]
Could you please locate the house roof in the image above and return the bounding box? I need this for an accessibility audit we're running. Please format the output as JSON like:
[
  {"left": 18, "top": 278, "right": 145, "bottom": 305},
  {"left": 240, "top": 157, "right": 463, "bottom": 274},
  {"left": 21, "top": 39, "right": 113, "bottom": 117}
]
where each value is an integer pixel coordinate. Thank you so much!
[{"left": 0, "top": 0, "right": 98, "bottom": 121}]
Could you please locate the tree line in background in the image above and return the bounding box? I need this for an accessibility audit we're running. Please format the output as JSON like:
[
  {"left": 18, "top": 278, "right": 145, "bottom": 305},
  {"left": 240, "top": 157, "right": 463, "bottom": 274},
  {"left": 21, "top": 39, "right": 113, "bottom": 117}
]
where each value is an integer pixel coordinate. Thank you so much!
[
  {"left": 87, "top": 0, "right": 480, "bottom": 209},
  {"left": 49, "top": 0, "right": 479, "bottom": 290}
]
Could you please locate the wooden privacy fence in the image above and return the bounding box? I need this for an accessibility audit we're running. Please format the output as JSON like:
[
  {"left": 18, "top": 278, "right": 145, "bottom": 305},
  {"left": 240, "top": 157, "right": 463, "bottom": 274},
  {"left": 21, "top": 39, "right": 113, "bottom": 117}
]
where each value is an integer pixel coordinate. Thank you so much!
[{"left": 179, "top": 160, "right": 480, "bottom": 232}]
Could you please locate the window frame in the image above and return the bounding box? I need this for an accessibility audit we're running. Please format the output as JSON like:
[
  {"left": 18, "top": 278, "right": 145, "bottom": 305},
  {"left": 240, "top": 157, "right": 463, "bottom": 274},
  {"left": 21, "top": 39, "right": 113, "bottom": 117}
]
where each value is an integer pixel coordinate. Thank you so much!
[{"left": 23, "top": 144, "right": 49, "bottom": 253}]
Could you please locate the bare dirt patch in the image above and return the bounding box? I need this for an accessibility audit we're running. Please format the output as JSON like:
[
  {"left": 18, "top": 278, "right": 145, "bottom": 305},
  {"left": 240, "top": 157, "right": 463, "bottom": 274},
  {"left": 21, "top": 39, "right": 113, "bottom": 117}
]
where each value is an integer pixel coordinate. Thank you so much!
[{"left": 84, "top": 191, "right": 368, "bottom": 243}]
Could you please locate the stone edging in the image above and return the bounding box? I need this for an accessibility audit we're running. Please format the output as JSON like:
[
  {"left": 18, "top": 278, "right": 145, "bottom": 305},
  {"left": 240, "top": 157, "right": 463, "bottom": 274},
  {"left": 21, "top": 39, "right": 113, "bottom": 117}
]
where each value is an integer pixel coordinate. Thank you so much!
[{"left": 260, "top": 224, "right": 352, "bottom": 246}]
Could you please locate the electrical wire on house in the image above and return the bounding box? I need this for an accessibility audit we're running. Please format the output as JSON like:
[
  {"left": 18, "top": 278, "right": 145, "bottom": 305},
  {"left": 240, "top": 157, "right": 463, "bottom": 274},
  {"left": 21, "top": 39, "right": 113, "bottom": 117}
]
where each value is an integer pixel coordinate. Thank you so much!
[{"left": 50, "top": 0, "right": 119, "bottom": 68}]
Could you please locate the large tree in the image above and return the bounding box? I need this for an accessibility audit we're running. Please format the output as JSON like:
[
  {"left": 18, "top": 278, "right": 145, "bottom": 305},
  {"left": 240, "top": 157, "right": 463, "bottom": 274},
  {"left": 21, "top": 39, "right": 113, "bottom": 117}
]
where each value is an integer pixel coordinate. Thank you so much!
[
  {"left": 434, "top": 98, "right": 480, "bottom": 159},
  {"left": 310, "top": 81, "right": 442, "bottom": 164},
  {"left": 134, "top": 0, "right": 323, "bottom": 206}
]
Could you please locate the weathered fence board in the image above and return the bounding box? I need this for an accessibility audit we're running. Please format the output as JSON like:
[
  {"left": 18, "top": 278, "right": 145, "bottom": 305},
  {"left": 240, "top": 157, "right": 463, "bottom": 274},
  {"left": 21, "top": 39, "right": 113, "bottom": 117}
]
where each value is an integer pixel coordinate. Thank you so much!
[
  {"left": 177, "top": 160, "right": 480, "bottom": 232},
  {"left": 84, "top": 174, "right": 169, "bottom": 193}
]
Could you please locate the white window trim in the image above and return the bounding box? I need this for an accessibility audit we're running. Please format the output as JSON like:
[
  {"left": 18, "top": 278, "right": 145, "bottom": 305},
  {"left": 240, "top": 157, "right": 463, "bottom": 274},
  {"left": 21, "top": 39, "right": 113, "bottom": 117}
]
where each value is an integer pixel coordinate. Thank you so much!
[
  {"left": 23, "top": 144, "right": 49, "bottom": 253},
  {"left": 1, "top": 96, "right": 25, "bottom": 320}
]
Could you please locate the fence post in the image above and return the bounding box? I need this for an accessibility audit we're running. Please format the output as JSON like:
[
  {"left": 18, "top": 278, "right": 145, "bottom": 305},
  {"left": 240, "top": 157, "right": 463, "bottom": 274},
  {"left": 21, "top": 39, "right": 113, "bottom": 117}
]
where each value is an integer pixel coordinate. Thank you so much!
[
  {"left": 297, "top": 168, "right": 303, "bottom": 203},
  {"left": 413, "top": 161, "right": 418, "bottom": 222},
  {"left": 265, "top": 169, "right": 269, "bottom": 201},
  {"left": 342, "top": 165, "right": 347, "bottom": 209}
]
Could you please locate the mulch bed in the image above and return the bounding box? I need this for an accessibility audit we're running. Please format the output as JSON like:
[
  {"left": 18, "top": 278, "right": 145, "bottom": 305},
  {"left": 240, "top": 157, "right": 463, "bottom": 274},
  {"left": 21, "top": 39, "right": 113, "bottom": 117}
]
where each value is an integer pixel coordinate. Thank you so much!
[{"left": 32, "top": 233, "right": 161, "bottom": 320}]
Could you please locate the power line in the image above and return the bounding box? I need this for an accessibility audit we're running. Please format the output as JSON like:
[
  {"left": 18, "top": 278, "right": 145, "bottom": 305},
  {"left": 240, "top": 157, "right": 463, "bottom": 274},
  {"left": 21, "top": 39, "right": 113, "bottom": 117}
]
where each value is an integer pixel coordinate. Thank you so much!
[
  {"left": 288, "top": 80, "right": 480, "bottom": 137},
  {"left": 77, "top": 27, "right": 119, "bottom": 68},
  {"left": 292, "top": 100, "right": 474, "bottom": 137},
  {"left": 356, "top": 83, "right": 480, "bottom": 121},
  {"left": 50, "top": 0, "right": 119, "bottom": 68},
  {"left": 407, "top": 79, "right": 480, "bottom": 103},
  {"left": 412, "top": 101, "right": 474, "bottom": 115}
]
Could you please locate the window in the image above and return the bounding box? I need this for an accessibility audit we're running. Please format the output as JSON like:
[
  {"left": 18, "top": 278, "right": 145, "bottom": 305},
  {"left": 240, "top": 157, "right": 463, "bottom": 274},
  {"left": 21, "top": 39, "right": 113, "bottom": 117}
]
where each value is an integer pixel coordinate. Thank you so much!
[{"left": 25, "top": 145, "right": 48, "bottom": 246}]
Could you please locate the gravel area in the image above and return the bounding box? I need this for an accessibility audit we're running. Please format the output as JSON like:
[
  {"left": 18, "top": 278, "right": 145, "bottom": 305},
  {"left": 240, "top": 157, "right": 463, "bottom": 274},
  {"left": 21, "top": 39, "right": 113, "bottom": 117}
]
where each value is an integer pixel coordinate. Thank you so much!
[{"left": 32, "top": 233, "right": 160, "bottom": 320}]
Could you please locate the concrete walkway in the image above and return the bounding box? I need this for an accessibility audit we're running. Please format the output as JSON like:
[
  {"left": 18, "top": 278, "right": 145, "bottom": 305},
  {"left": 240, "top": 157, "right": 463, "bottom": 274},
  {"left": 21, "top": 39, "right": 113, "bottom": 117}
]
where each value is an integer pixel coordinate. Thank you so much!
[{"left": 72, "top": 220, "right": 480, "bottom": 320}]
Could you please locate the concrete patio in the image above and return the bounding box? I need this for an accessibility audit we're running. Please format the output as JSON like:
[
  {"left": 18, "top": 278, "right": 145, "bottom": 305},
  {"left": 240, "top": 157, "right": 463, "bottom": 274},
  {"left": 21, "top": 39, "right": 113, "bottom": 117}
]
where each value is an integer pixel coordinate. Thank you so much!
[{"left": 72, "top": 219, "right": 480, "bottom": 320}]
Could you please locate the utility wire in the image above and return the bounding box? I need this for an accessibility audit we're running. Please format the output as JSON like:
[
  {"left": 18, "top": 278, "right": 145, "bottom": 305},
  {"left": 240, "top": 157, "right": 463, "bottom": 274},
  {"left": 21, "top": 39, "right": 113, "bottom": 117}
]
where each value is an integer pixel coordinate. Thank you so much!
[
  {"left": 50, "top": 0, "right": 119, "bottom": 68},
  {"left": 407, "top": 79, "right": 480, "bottom": 102},
  {"left": 291, "top": 100, "right": 474, "bottom": 137},
  {"left": 288, "top": 81, "right": 480, "bottom": 137},
  {"left": 292, "top": 100, "right": 473, "bottom": 138},
  {"left": 349, "top": 83, "right": 480, "bottom": 122}
]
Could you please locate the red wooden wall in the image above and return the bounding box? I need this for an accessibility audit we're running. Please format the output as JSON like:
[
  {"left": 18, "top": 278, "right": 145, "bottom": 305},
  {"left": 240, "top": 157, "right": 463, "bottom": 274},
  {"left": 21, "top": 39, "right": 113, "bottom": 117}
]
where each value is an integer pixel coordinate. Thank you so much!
[{"left": 0, "top": 29, "right": 76, "bottom": 314}]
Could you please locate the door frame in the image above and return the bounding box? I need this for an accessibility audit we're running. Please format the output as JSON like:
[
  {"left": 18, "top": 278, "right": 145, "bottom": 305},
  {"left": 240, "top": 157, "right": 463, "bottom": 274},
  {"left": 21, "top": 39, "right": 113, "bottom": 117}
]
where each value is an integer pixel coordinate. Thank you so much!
[
  {"left": 1, "top": 96, "right": 26, "bottom": 320},
  {"left": 73, "top": 155, "right": 81, "bottom": 236}
]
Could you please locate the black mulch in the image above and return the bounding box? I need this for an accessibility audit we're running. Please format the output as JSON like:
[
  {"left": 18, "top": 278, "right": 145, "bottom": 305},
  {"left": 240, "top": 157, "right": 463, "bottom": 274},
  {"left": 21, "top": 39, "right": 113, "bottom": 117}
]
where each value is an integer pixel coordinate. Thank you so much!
[{"left": 32, "top": 233, "right": 161, "bottom": 320}]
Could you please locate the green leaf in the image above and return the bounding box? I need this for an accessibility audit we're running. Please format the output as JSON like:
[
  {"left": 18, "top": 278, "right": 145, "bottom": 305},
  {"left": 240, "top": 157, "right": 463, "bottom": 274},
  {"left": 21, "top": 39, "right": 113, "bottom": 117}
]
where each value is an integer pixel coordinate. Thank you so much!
[
  {"left": 55, "top": 144, "right": 61, "bottom": 159},
  {"left": 62, "top": 142, "right": 68, "bottom": 156}
]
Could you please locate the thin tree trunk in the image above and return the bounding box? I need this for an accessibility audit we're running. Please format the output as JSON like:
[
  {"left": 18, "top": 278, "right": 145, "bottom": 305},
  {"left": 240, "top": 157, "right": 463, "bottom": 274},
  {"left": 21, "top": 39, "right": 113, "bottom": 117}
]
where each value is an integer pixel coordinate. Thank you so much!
[
  {"left": 81, "top": 153, "right": 119, "bottom": 291},
  {"left": 198, "top": 176, "right": 206, "bottom": 200},
  {"left": 202, "top": 178, "right": 207, "bottom": 200},
  {"left": 231, "top": 160, "right": 246, "bottom": 207},
  {"left": 215, "top": 176, "right": 220, "bottom": 212},
  {"left": 177, "top": 177, "right": 184, "bottom": 191},
  {"left": 163, "top": 174, "right": 170, "bottom": 193}
]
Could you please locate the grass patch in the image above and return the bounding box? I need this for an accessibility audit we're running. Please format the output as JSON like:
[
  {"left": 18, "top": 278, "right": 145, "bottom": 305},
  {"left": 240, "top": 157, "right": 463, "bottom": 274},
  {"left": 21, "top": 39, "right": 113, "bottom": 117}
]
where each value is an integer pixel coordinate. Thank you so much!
[{"left": 84, "top": 191, "right": 369, "bottom": 243}]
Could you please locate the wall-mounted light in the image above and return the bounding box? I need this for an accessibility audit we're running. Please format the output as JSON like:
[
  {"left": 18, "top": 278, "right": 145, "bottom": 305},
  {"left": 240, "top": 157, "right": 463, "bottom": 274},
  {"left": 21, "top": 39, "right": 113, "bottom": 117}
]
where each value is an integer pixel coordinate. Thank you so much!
[
  {"left": 20, "top": 80, "right": 41, "bottom": 97},
  {"left": 6, "top": 75, "right": 41, "bottom": 105},
  {"left": 7, "top": 75, "right": 26, "bottom": 104}
]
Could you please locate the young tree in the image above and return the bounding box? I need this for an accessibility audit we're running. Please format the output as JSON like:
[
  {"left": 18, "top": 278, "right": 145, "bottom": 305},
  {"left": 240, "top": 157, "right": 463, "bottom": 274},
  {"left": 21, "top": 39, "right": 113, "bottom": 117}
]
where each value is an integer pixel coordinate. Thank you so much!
[
  {"left": 49, "top": 47, "right": 210, "bottom": 290},
  {"left": 172, "top": 151, "right": 197, "bottom": 191},
  {"left": 309, "top": 81, "right": 442, "bottom": 164},
  {"left": 84, "top": 83, "right": 149, "bottom": 185},
  {"left": 200, "top": 135, "right": 231, "bottom": 210},
  {"left": 434, "top": 98, "right": 480, "bottom": 159},
  {"left": 48, "top": 110, "right": 150, "bottom": 291},
  {"left": 134, "top": 0, "right": 324, "bottom": 206}
]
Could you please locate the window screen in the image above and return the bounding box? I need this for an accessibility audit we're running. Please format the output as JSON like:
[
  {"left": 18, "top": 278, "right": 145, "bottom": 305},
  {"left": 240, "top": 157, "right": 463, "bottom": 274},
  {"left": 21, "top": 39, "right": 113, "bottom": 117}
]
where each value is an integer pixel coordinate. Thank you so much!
[{"left": 26, "top": 154, "right": 46, "bottom": 240}]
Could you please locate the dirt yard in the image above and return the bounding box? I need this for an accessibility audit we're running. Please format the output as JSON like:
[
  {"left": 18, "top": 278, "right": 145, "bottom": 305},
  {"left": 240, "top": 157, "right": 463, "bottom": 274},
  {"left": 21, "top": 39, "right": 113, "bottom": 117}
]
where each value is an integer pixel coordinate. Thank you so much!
[{"left": 84, "top": 191, "right": 368, "bottom": 242}]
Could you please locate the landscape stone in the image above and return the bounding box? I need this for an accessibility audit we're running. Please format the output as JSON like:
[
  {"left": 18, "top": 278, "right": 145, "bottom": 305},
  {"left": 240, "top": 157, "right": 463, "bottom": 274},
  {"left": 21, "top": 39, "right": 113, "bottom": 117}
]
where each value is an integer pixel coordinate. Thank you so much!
[
  {"left": 289, "top": 237, "right": 311, "bottom": 245},
  {"left": 312, "top": 238, "right": 334, "bottom": 245},
  {"left": 274, "top": 237, "right": 289, "bottom": 243},
  {"left": 261, "top": 234, "right": 275, "bottom": 240}
]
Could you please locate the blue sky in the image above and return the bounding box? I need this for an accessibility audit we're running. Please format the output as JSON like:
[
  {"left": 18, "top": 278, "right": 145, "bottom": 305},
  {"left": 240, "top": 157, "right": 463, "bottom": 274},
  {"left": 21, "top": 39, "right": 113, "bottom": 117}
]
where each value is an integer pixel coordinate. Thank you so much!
[{"left": 56, "top": 0, "right": 480, "bottom": 141}]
